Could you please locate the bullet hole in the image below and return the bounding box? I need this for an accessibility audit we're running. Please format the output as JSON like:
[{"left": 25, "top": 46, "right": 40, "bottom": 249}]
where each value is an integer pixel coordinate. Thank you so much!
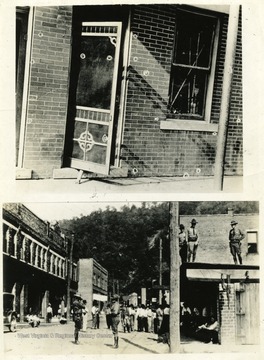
[
  {"left": 133, "top": 33, "right": 138, "bottom": 39},
  {"left": 213, "top": 132, "right": 217, "bottom": 136},
  {"left": 133, "top": 57, "right": 138, "bottom": 62},
  {"left": 143, "top": 70, "right": 149, "bottom": 76},
  {"left": 183, "top": 172, "right": 189, "bottom": 178},
  {"left": 196, "top": 168, "right": 201, "bottom": 174},
  {"left": 38, "top": 32, "right": 43, "bottom": 38},
  {"left": 132, "top": 168, "right": 138, "bottom": 175}
]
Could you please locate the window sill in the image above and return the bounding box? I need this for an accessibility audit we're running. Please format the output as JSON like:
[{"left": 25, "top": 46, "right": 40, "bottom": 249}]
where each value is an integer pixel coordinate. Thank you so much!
[{"left": 160, "top": 119, "right": 218, "bottom": 133}]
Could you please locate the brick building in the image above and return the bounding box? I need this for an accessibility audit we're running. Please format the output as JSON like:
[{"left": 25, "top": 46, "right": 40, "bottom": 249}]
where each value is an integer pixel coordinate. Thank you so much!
[
  {"left": 16, "top": 4, "right": 242, "bottom": 180},
  {"left": 179, "top": 211, "right": 259, "bottom": 345},
  {"left": 2, "top": 203, "right": 79, "bottom": 321},
  {"left": 78, "top": 258, "right": 108, "bottom": 313}
]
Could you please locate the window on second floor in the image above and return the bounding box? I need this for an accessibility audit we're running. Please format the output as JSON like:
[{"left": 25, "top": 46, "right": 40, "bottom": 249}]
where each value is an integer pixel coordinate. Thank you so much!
[
  {"left": 168, "top": 9, "right": 219, "bottom": 124},
  {"left": 247, "top": 231, "right": 258, "bottom": 254}
]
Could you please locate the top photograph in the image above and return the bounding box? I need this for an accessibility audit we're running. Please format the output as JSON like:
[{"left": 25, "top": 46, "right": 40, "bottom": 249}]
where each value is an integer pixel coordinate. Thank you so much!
[{"left": 15, "top": 3, "right": 243, "bottom": 193}]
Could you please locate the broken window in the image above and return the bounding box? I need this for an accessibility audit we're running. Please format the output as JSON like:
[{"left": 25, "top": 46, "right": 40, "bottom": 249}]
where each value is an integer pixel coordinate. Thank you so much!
[{"left": 169, "top": 9, "right": 218, "bottom": 120}]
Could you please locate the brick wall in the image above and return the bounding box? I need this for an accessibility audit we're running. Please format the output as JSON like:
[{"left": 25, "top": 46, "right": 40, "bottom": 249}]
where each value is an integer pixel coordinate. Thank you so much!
[
  {"left": 219, "top": 283, "right": 236, "bottom": 344},
  {"left": 180, "top": 213, "right": 258, "bottom": 265},
  {"left": 3, "top": 203, "right": 67, "bottom": 254},
  {"left": 21, "top": 5, "right": 242, "bottom": 178},
  {"left": 23, "top": 6, "right": 73, "bottom": 179},
  {"left": 78, "top": 258, "right": 94, "bottom": 312},
  {"left": 224, "top": 7, "right": 243, "bottom": 175},
  {"left": 121, "top": 5, "right": 242, "bottom": 177}
]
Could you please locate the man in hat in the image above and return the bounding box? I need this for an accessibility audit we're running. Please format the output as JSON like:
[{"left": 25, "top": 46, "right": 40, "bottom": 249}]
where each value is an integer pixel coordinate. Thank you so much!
[
  {"left": 187, "top": 219, "right": 199, "bottom": 262},
  {"left": 229, "top": 220, "right": 245, "bottom": 264},
  {"left": 71, "top": 293, "right": 85, "bottom": 344},
  {"left": 179, "top": 224, "right": 187, "bottom": 263},
  {"left": 110, "top": 294, "right": 120, "bottom": 349}
]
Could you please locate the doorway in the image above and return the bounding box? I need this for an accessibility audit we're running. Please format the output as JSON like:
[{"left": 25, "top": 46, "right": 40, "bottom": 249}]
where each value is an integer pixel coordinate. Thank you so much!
[{"left": 63, "top": 6, "right": 130, "bottom": 175}]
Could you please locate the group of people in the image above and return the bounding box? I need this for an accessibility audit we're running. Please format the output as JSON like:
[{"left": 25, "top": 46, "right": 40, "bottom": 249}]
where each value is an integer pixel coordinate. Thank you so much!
[
  {"left": 105, "top": 301, "right": 170, "bottom": 345},
  {"left": 71, "top": 293, "right": 120, "bottom": 347},
  {"left": 180, "top": 302, "right": 219, "bottom": 344},
  {"left": 179, "top": 219, "right": 245, "bottom": 265},
  {"left": 106, "top": 296, "right": 171, "bottom": 348},
  {"left": 70, "top": 292, "right": 172, "bottom": 348}
]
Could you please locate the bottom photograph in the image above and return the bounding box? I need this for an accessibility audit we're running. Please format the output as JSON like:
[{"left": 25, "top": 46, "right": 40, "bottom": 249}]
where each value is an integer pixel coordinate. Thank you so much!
[{"left": 2, "top": 201, "right": 260, "bottom": 355}]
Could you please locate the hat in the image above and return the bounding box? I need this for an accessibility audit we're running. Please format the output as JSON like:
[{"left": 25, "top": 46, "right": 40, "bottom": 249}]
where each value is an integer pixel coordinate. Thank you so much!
[
  {"left": 179, "top": 224, "right": 185, "bottom": 229},
  {"left": 191, "top": 219, "right": 198, "bottom": 224},
  {"left": 74, "top": 293, "right": 82, "bottom": 299},
  {"left": 231, "top": 220, "right": 238, "bottom": 225},
  {"left": 112, "top": 294, "right": 120, "bottom": 301}
]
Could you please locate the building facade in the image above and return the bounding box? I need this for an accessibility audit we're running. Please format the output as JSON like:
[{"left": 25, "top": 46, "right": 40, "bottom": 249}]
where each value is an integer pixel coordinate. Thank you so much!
[
  {"left": 179, "top": 211, "right": 259, "bottom": 345},
  {"left": 2, "top": 203, "right": 78, "bottom": 321},
  {"left": 16, "top": 4, "right": 242, "bottom": 180},
  {"left": 78, "top": 258, "right": 108, "bottom": 313}
]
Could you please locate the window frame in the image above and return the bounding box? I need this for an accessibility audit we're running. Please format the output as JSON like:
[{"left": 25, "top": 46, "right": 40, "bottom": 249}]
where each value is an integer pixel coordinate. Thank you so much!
[
  {"left": 246, "top": 230, "right": 258, "bottom": 255},
  {"left": 161, "top": 8, "right": 220, "bottom": 132}
]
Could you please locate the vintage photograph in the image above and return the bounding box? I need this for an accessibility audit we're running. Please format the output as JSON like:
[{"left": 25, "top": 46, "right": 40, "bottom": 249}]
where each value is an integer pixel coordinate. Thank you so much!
[
  {"left": 1, "top": 1, "right": 262, "bottom": 358},
  {"left": 15, "top": 3, "right": 243, "bottom": 192},
  {"left": 2, "top": 201, "right": 260, "bottom": 355}
]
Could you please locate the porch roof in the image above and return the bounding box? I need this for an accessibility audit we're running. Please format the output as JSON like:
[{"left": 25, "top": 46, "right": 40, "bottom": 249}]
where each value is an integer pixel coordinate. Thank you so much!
[{"left": 183, "top": 263, "right": 259, "bottom": 283}]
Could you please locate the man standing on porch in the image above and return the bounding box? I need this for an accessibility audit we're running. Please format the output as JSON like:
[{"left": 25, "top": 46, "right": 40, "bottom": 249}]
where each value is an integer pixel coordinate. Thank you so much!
[
  {"left": 187, "top": 219, "right": 199, "bottom": 262},
  {"left": 229, "top": 220, "right": 245, "bottom": 264}
]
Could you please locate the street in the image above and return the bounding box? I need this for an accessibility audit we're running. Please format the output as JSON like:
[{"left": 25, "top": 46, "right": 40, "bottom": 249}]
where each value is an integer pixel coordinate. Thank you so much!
[
  {"left": 3, "top": 315, "right": 260, "bottom": 356},
  {"left": 3, "top": 317, "right": 169, "bottom": 355}
]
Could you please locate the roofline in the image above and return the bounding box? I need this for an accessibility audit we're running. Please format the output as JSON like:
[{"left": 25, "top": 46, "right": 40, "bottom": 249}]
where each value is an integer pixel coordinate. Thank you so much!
[{"left": 181, "top": 262, "right": 259, "bottom": 271}]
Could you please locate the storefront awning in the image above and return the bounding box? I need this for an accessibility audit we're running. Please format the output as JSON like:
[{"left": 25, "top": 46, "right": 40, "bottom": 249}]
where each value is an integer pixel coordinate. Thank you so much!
[{"left": 93, "top": 293, "right": 108, "bottom": 302}]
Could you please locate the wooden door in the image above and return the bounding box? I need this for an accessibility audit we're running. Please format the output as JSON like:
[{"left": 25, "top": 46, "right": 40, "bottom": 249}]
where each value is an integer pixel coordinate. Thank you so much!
[
  {"left": 235, "top": 283, "right": 259, "bottom": 344},
  {"left": 65, "top": 22, "right": 122, "bottom": 175}
]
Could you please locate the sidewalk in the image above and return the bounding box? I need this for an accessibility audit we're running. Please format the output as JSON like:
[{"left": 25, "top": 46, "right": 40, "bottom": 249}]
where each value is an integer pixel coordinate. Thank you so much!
[{"left": 14, "top": 176, "right": 243, "bottom": 197}]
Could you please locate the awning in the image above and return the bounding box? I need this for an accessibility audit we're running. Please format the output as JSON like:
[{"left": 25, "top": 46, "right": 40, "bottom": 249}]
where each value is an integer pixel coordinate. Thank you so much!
[
  {"left": 186, "top": 268, "right": 259, "bottom": 282},
  {"left": 93, "top": 293, "right": 108, "bottom": 302}
]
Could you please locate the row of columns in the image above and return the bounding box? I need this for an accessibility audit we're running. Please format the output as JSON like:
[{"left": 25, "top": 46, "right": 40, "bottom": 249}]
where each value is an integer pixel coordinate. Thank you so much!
[{"left": 3, "top": 223, "right": 66, "bottom": 278}]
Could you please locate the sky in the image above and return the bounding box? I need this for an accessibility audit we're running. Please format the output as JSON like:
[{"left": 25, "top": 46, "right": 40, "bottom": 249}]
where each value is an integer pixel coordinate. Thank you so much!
[{"left": 24, "top": 201, "right": 144, "bottom": 223}]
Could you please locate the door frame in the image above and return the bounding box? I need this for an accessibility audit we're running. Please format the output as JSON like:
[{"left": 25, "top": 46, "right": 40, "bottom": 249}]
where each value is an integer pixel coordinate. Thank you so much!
[
  {"left": 64, "top": 14, "right": 131, "bottom": 175},
  {"left": 16, "top": 7, "right": 35, "bottom": 168}
]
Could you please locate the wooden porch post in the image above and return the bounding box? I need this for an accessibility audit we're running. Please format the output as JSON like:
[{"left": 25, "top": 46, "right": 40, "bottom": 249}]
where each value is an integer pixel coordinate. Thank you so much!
[{"left": 214, "top": 5, "right": 240, "bottom": 190}]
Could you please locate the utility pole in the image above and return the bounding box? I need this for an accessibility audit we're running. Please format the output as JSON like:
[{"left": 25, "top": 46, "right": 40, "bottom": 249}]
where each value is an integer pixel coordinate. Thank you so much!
[
  {"left": 169, "top": 202, "right": 180, "bottom": 353},
  {"left": 66, "top": 233, "right": 74, "bottom": 322},
  {"left": 159, "top": 236, "right": 163, "bottom": 304}
]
